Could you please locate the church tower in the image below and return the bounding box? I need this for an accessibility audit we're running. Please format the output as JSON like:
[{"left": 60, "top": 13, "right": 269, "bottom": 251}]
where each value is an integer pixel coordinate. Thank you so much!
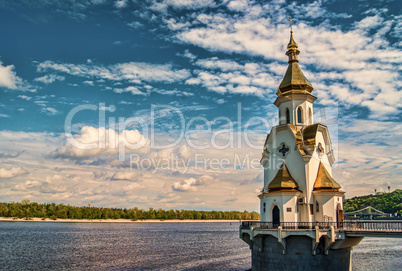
[
  {"left": 259, "top": 25, "right": 344, "bottom": 225},
  {"left": 239, "top": 20, "right": 399, "bottom": 271}
]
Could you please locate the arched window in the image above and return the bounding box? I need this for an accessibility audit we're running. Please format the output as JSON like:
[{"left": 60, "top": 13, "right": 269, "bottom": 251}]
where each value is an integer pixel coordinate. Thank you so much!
[
  {"left": 308, "top": 107, "right": 312, "bottom": 124},
  {"left": 316, "top": 201, "right": 319, "bottom": 213},
  {"left": 286, "top": 108, "right": 290, "bottom": 124},
  {"left": 297, "top": 107, "right": 303, "bottom": 124}
]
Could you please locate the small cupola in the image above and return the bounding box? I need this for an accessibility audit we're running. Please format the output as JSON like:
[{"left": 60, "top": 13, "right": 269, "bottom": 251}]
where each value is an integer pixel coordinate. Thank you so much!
[
  {"left": 274, "top": 19, "right": 317, "bottom": 126},
  {"left": 276, "top": 19, "right": 314, "bottom": 97}
]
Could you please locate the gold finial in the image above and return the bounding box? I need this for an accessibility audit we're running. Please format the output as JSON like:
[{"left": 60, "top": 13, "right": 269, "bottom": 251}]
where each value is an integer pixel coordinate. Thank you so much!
[
  {"left": 287, "top": 17, "right": 298, "bottom": 50},
  {"left": 289, "top": 17, "right": 293, "bottom": 32}
]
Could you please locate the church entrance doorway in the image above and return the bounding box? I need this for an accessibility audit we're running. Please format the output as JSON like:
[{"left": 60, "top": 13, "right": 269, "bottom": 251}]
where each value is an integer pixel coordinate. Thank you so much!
[{"left": 272, "top": 205, "right": 280, "bottom": 228}]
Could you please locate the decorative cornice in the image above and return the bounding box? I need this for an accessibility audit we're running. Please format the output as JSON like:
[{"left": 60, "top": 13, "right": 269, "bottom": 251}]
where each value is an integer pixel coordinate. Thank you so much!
[
  {"left": 312, "top": 190, "right": 345, "bottom": 196},
  {"left": 259, "top": 190, "right": 302, "bottom": 198},
  {"left": 274, "top": 93, "right": 317, "bottom": 107}
]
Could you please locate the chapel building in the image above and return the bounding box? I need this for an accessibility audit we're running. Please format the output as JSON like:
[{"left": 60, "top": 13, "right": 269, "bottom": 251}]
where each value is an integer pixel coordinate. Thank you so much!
[{"left": 259, "top": 29, "right": 344, "bottom": 225}]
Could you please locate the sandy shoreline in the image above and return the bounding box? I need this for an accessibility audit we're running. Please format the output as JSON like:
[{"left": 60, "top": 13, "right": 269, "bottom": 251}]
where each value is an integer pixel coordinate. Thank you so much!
[{"left": 0, "top": 217, "right": 244, "bottom": 223}]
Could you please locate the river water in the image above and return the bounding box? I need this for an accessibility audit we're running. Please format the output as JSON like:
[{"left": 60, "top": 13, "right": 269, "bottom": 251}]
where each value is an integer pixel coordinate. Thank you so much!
[{"left": 0, "top": 222, "right": 400, "bottom": 270}]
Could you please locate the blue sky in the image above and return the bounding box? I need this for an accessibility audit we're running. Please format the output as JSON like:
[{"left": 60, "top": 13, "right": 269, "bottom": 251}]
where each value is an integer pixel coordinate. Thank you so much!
[{"left": 0, "top": 0, "right": 401, "bottom": 211}]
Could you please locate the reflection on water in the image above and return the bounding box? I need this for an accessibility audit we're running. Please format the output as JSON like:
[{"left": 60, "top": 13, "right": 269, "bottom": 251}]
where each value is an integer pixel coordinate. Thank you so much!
[{"left": 0, "top": 222, "right": 400, "bottom": 270}]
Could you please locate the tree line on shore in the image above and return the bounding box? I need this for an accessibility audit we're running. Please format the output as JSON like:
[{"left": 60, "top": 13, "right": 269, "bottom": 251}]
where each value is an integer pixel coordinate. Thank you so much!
[
  {"left": 343, "top": 189, "right": 402, "bottom": 216},
  {"left": 2, "top": 190, "right": 399, "bottom": 221},
  {"left": 0, "top": 200, "right": 260, "bottom": 221}
]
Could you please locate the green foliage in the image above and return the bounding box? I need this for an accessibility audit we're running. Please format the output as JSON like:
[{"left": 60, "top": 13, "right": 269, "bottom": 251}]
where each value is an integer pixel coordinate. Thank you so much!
[
  {"left": 344, "top": 189, "right": 402, "bottom": 216},
  {"left": 0, "top": 201, "right": 260, "bottom": 221}
]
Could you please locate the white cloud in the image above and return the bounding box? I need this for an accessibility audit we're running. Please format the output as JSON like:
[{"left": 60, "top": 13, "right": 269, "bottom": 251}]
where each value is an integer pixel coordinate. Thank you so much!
[
  {"left": 40, "top": 175, "right": 68, "bottom": 194},
  {"left": 115, "top": 62, "right": 190, "bottom": 83},
  {"left": 51, "top": 126, "right": 150, "bottom": 160},
  {"left": 18, "top": 95, "right": 32, "bottom": 100},
  {"left": 171, "top": 175, "right": 215, "bottom": 192},
  {"left": 341, "top": 119, "right": 402, "bottom": 134},
  {"left": 0, "top": 61, "right": 21, "bottom": 89},
  {"left": 185, "top": 77, "right": 201, "bottom": 85},
  {"left": 196, "top": 58, "right": 243, "bottom": 72},
  {"left": 355, "top": 15, "right": 384, "bottom": 30},
  {"left": 111, "top": 171, "right": 139, "bottom": 181},
  {"left": 177, "top": 49, "right": 197, "bottom": 61},
  {"left": 0, "top": 61, "right": 34, "bottom": 91},
  {"left": 361, "top": 100, "right": 398, "bottom": 117},
  {"left": 195, "top": 175, "right": 215, "bottom": 186},
  {"left": 34, "top": 74, "right": 65, "bottom": 84},
  {"left": 150, "top": 0, "right": 215, "bottom": 12},
  {"left": 83, "top": 80, "right": 94, "bottom": 86},
  {"left": 37, "top": 61, "right": 190, "bottom": 83},
  {"left": 329, "top": 117, "right": 402, "bottom": 196},
  {"left": 0, "top": 114, "right": 10, "bottom": 118},
  {"left": 36, "top": 61, "right": 191, "bottom": 90},
  {"left": 187, "top": 57, "right": 279, "bottom": 96},
  {"left": 127, "top": 21, "right": 143, "bottom": 29},
  {"left": 13, "top": 180, "right": 40, "bottom": 191},
  {"left": 114, "top": 0, "right": 128, "bottom": 9},
  {"left": 227, "top": 0, "right": 249, "bottom": 12},
  {"left": 158, "top": 4, "right": 400, "bottom": 116},
  {"left": 172, "top": 178, "right": 198, "bottom": 192},
  {"left": 41, "top": 107, "right": 58, "bottom": 115},
  {"left": 0, "top": 119, "right": 399, "bottom": 210},
  {"left": 0, "top": 167, "right": 28, "bottom": 179},
  {"left": 164, "top": 18, "right": 191, "bottom": 31},
  {"left": 176, "top": 15, "right": 285, "bottom": 60},
  {"left": 114, "top": 86, "right": 147, "bottom": 95}
]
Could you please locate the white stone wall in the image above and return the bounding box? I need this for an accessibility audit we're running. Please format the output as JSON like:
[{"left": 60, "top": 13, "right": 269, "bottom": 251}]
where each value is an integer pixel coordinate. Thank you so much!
[
  {"left": 263, "top": 127, "right": 306, "bottom": 193},
  {"left": 305, "top": 129, "right": 332, "bottom": 201},
  {"left": 313, "top": 193, "right": 344, "bottom": 222},
  {"left": 261, "top": 117, "right": 340, "bottom": 223},
  {"left": 278, "top": 100, "right": 314, "bottom": 125},
  {"left": 260, "top": 193, "right": 299, "bottom": 222}
]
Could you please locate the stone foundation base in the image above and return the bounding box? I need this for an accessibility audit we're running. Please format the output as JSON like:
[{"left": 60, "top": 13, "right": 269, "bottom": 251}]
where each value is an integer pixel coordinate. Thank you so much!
[{"left": 252, "top": 235, "right": 351, "bottom": 271}]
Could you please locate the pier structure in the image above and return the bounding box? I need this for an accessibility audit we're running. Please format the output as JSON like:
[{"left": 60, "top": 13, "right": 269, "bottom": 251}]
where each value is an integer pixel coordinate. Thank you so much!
[
  {"left": 240, "top": 22, "right": 402, "bottom": 271},
  {"left": 240, "top": 220, "right": 402, "bottom": 270}
]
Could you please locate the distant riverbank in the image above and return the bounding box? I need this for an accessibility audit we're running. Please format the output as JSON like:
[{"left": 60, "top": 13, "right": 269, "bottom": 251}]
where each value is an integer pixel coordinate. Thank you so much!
[
  {"left": 0, "top": 201, "right": 259, "bottom": 221},
  {"left": 0, "top": 217, "right": 244, "bottom": 223}
]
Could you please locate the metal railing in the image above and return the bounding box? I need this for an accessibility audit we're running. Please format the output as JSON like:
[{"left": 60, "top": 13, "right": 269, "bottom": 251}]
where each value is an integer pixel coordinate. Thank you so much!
[{"left": 241, "top": 221, "right": 402, "bottom": 232}]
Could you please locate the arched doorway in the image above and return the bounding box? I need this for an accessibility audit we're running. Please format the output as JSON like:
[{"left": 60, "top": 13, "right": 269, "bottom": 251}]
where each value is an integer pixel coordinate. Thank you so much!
[
  {"left": 336, "top": 204, "right": 343, "bottom": 228},
  {"left": 272, "top": 205, "right": 280, "bottom": 228}
]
